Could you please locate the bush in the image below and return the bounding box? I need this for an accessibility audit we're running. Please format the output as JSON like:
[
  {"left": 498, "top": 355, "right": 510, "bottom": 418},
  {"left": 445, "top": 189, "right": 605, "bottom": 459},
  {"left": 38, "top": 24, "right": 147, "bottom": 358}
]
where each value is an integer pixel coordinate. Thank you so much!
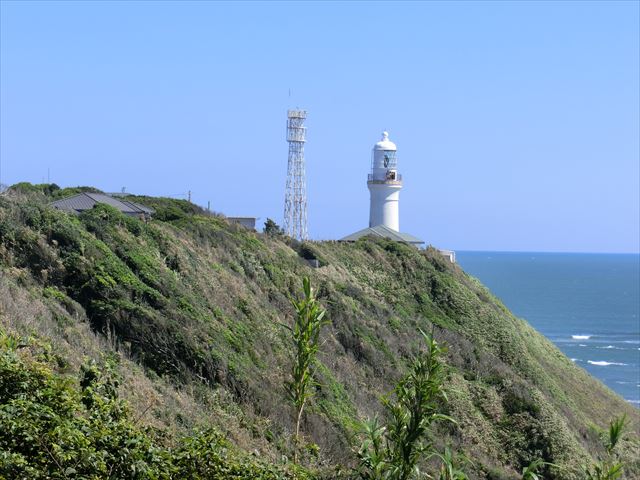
[{"left": 0, "top": 329, "right": 310, "bottom": 479}]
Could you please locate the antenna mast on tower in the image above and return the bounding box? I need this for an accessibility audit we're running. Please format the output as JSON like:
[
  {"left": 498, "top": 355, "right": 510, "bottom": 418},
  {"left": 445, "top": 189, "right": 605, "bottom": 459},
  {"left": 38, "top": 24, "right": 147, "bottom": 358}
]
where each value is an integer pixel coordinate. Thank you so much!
[{"left": 283, "top": 109, "right": 308, "bottom": 241}]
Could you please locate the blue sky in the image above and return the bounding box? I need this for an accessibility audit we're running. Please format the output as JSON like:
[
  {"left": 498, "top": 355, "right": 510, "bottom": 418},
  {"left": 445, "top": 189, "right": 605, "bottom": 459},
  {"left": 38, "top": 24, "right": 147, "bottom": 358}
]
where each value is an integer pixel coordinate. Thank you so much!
[{"left": 1, "top": 1, "right": 638, "bottom": 253}]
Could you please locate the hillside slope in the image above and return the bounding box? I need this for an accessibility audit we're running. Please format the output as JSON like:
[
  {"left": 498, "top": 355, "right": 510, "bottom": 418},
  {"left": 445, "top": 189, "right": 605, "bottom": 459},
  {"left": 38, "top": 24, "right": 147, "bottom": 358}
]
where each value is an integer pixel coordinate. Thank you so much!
[{"left": 0, "top": 186, "right": 637, "bottom": 479}]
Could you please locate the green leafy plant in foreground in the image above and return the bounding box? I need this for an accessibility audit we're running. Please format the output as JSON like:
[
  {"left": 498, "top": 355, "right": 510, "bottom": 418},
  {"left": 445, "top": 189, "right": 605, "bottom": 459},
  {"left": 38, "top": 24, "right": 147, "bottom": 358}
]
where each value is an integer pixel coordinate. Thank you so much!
[
  {"left": 435, "top": 447, "right": 468, "bottom": 480},
  {"left": 520, "top": 459, "right": 556, "bottom": 480},
  {"left": 583, "top": 415, "right": 627, "bottom": 480},
  {"left": 356, "top": 331, "right": 458, "bottom": 480},
  {"left": 283, "top": 277, "right": 328, "bottom": 464}
]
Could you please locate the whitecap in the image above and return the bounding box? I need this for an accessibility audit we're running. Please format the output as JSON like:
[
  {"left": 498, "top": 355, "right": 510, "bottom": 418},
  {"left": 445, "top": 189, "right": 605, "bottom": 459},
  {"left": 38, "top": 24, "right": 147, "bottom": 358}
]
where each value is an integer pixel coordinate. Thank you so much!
[
  {"left": 623, "top": 340, "right": 640, "bottom": 344},
  {"left": 615, "top": 381, "right": 631, "bottom": 385},
  {"left": 570, "top": 358, "right": 580, "bottom": 362},
  {"left": 597, "top": 345, "right": 623, "bottom": 350},
  {"left": 587, "top": 360, "right": 628, "bottom": 366},
  {"left": 572, "top": 335, "right": 591, "bottom": 340},
  {"left": 626, "top": 399, "right": 640, "bottom": 405},
  {"left": 579, "top": 344, "right": 587, "bottom": 347}
]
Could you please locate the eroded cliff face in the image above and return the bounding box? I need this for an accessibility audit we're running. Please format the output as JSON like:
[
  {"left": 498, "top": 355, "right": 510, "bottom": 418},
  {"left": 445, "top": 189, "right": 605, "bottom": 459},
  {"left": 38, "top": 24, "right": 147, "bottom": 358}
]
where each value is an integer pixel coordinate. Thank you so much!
[{"left": 1, "top": 188, "right": 637, "bottom": 479}]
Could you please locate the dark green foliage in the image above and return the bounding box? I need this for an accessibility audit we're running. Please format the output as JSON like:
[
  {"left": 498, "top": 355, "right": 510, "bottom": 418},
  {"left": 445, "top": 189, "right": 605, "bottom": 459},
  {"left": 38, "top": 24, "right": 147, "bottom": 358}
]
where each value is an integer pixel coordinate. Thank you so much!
[
  {"left": 0, "top": 331, "right": 166, "bottom": 478},
  {"left": 264, "top": 218, "right": 284, "bottom": 237},
  {"left": 124, "top": 195, "right": 206, "bottom": 222},
  {"left": 0, "top": 329, "right": 309, "bottom": 479}
]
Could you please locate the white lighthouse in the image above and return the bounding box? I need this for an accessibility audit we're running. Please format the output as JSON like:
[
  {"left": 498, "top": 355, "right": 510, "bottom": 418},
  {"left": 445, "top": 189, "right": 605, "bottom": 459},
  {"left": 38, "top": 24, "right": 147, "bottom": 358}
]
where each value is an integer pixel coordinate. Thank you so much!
[
  {"left": 368, "top": 131, "right": 402, "bottom": 231},
  {"left": 341, "top": 130, "right": 424, "bottom": 248}
]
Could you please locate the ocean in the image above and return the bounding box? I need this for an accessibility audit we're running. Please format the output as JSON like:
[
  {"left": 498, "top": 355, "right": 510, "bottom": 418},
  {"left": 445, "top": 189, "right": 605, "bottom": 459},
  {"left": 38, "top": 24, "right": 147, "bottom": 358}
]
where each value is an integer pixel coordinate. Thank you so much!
[{"left": 456, "top": 252, "right": 640, "bottom": 406}]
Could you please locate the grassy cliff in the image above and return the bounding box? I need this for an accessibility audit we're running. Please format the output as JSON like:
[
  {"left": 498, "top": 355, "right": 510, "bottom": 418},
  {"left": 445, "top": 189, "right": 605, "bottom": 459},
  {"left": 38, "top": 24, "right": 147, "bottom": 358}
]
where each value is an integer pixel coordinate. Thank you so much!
[{"left": 0, "top": 185, "right": 637, "bottom": 479}]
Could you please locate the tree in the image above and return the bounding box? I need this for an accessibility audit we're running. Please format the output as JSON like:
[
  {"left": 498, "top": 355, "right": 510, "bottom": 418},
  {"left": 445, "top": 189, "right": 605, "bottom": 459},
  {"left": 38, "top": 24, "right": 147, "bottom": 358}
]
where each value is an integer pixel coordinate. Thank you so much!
[
  {"left": 283, "top": 277, "right": 327, "bottom": 464},
  {"left": 264, "top": 218, "right": 284, "bottom": 237}
]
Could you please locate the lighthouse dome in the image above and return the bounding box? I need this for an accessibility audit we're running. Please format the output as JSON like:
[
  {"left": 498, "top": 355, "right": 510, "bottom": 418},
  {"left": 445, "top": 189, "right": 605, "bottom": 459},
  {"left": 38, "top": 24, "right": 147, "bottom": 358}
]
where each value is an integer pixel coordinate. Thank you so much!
[{"left": 373, "top": 131, "right": 397, "bottom": 151}]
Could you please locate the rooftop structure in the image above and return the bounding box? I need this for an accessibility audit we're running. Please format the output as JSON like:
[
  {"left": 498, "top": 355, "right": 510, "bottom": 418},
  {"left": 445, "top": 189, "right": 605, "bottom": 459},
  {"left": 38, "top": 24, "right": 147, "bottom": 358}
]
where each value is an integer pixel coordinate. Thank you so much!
[{"left": 50, "top": 192, "right": 154, "bottom": 219}]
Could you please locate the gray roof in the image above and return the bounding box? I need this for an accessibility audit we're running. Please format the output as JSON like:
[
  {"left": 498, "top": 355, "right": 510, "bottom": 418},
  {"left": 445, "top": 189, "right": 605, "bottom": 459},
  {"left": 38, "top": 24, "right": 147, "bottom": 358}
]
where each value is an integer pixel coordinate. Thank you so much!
[
  {"left": 50, "top": 193, "right": 154, "bottom": 215},
  {"left": 340, "top": 225, "right": 425, "bottom": 245}
]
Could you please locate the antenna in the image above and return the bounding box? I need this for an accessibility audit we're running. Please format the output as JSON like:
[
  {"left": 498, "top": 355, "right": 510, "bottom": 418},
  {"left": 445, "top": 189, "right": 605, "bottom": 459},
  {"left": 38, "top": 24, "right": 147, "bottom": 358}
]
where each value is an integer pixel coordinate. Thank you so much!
[{"left": 283, "top": 109, "right": 308, "bottom": 241}]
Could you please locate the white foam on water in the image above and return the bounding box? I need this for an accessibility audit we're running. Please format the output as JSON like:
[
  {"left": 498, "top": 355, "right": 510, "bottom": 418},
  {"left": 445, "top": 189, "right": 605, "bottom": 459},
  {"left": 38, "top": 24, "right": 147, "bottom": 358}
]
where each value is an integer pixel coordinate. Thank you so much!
[
  {"left": 579, "top": 344, "right": 587, "bottom": 347},
  {"left": 587, "top": 360, "right": 628, "bottom": 366},
  {"left": 597, "top": 345, "right": 623, "bottom": 350},
  {"left": 627, "top": 399, "right": 640, "bottom": 405},
  {"left": 572, "top": 335, "right": 592, "bottom": 340},
  {"left": 570, "top": 358, "right": 580, "bottom": 362}
]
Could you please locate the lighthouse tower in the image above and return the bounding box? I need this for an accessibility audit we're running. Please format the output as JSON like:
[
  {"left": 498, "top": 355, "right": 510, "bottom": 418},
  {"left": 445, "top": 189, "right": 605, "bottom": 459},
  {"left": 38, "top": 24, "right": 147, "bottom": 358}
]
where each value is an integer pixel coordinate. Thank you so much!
[
  {"left": 368, "top": 132, "right": 402, "bottom": 231},
  {"left": 341, "top": 130, "right": 424, "bottom": 248}
]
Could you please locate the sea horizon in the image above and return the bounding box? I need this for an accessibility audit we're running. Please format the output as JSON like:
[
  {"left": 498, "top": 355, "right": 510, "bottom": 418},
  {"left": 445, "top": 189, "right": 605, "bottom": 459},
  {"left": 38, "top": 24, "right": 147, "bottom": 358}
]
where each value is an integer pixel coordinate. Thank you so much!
[{"left": 456, "top": 249, "right": 640, "bottom": 256}]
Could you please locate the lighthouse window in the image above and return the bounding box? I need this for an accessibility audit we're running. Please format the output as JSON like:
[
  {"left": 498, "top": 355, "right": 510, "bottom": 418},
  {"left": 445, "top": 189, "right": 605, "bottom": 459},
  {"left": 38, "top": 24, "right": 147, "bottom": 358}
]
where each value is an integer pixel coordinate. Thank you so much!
[{"left": 382, "top": 151, "right": 397, "bottom": 169}]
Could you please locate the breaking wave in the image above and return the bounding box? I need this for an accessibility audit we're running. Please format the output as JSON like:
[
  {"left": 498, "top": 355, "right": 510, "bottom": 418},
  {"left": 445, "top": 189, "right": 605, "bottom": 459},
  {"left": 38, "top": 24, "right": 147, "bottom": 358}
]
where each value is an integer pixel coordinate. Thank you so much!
[
  {"left": 587, "top": 360, "right": 628, "bottom": 367},
  {"left": 572, "top": 335, "right": 591, "bottom": 340}
]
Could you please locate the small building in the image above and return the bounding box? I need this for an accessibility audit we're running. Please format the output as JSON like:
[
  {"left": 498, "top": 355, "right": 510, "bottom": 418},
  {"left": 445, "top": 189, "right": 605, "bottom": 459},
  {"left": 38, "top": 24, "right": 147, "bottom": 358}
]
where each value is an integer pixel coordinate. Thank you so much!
[
  {"left": 439, "top": 249, "right": 456, "bottom": 263},
  {"left": 50, "top": 192, "right": 154, "bottom": 220},
  {"left": 227, "top": 217, "right": 257, "bottom": 230}
]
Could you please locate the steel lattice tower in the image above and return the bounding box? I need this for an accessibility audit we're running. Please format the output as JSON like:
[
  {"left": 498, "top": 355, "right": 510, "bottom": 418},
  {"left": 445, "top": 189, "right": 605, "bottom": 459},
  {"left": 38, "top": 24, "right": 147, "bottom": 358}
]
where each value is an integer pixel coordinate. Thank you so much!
[{"left": 283, "top": 110, "right": 308, "bottom": 240}]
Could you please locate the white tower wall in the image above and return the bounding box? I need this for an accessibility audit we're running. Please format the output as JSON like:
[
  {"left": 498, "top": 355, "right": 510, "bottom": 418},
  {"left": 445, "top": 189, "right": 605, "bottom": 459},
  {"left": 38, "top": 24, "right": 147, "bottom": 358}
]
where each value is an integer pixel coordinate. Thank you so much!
[
  {"left": 367, "top": 132, "right": 403, "bottom": 231},
  {"left": 368, "top": 183, "right": 401, "bottom": 231}
]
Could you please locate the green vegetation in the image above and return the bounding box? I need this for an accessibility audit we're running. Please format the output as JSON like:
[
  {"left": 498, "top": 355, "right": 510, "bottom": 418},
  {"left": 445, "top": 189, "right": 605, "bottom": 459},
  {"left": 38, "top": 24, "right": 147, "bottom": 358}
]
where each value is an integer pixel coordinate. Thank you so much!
[
  {"left": 583, "top": 416, "right": 627, "bottom": 480},
  {"left": 283, "top": 277, "right": 328, "bottom": 463},
  {"left": 356, "top": 332, "right": 460, "bottom": 480},
  {"left": 0, "top": 184, "right": 638, "bottom": 479},
  {"left": 0, "top": 329, "right": 306, "bottom": 479},
  {"left": 264, "top": 218, "right": 284, "bottom": 237}
]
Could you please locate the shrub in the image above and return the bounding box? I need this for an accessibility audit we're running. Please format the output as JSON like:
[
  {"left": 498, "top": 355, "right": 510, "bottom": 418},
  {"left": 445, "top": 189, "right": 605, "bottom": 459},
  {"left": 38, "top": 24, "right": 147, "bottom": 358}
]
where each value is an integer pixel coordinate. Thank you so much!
[
  {"left": 0, "top": 329, "right": 310, "bottom": 479},
  {"left": 355, "top": 331, "right": 459, "bottom": 480}
]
